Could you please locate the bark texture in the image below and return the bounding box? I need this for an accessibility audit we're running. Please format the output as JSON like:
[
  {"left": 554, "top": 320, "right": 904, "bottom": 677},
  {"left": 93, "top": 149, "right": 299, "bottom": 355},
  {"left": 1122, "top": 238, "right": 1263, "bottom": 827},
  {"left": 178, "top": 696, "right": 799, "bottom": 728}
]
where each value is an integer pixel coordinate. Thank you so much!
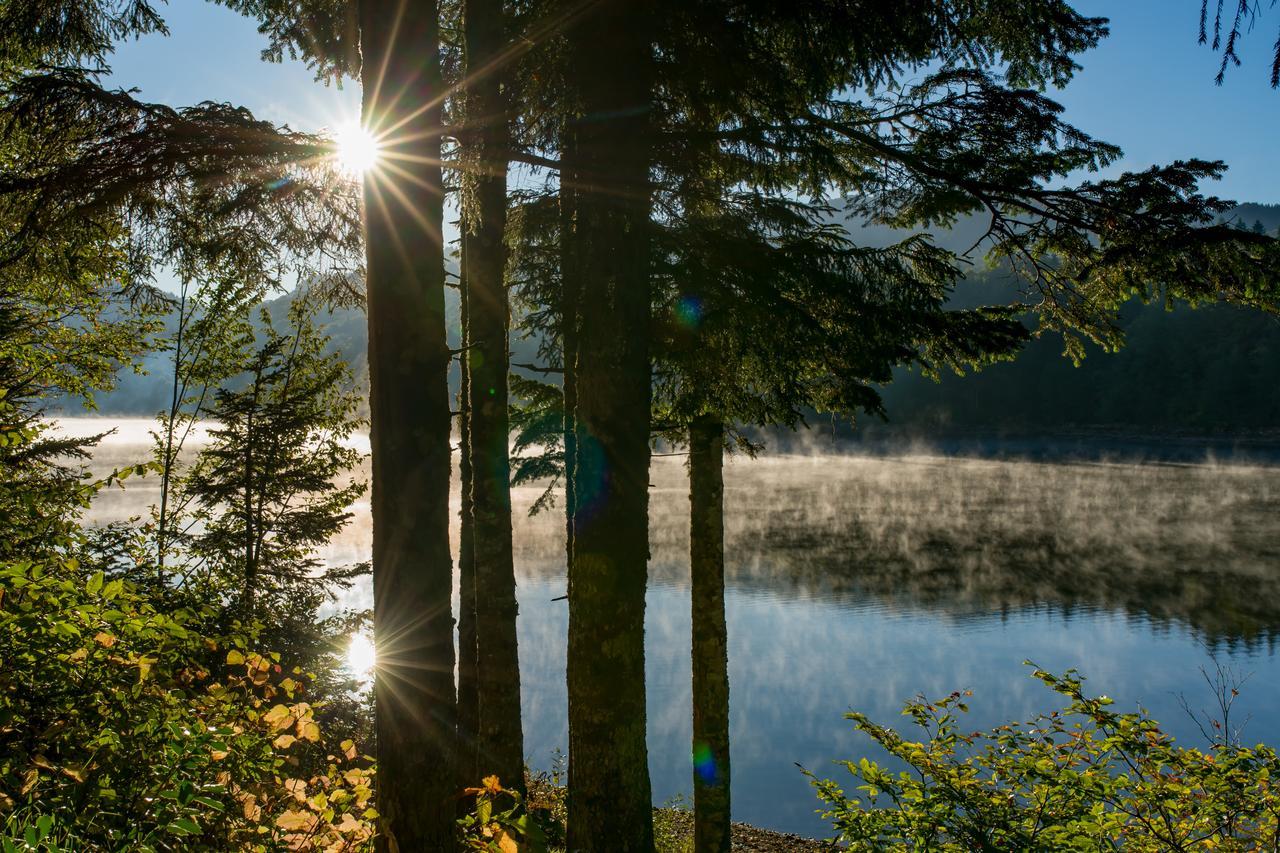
[
  {"left": 561, "top": 2, "right": 656, "bottom": 849},
  {"left": 462, "top": 0, "right": 524, "bottom": 793},
  {"left": 689, "top": 416, "right": 730, "bottom": 853},
  {"left": 359, "top": 1, "right": 457, "bottom": 847}
]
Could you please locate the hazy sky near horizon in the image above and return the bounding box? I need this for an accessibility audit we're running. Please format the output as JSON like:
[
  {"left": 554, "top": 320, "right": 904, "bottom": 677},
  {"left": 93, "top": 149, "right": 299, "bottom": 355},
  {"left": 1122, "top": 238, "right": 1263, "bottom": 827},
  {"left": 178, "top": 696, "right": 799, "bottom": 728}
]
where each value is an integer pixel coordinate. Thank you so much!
[{"left": 105, "top": 0, "right": 1280, "bottom": 203}]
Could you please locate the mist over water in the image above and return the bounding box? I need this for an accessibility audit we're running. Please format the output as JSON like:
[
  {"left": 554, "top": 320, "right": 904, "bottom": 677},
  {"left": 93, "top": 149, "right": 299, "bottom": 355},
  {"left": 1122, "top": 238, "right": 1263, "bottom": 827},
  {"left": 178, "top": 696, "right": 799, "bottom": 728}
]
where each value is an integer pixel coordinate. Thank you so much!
[{"left": 69, "top": 417, "right": 1280, "bottom": 837}]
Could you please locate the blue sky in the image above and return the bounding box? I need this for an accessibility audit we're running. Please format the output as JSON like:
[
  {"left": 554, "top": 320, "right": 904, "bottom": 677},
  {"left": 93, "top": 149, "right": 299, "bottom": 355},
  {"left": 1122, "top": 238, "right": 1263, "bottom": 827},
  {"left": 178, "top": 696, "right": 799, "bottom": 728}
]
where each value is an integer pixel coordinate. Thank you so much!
[{"left": 105, "top": 0, "right": 1280, "bottom": 203}]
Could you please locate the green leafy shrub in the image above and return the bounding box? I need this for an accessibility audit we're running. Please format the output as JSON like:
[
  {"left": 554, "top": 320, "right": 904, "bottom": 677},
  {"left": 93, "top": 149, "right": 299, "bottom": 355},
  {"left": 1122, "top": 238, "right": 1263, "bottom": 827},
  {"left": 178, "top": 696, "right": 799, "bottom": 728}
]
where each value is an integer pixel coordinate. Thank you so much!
[
  {"left": 0, "top": 555, "right": 375, "bottom": 851},
  {"left": 809, "top": 666, "right": 1280, "bottom": 851},
  {"left": 457, "top": 775, "right": 549, "bottom": 852}
]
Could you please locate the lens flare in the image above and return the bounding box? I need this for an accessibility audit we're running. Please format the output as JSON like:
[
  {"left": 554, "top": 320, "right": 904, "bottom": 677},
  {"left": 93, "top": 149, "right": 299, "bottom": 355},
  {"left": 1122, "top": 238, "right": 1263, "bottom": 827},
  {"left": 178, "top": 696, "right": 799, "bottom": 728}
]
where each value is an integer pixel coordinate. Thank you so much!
[
  {"left": 334, "top": 123, "right": 381, "bottom": 176},
  {"left": 346, "top": 632, "right": 376, "bottom": 682},
  {"left": 675, "top": 295, "right": 704, "bottom": 329},
  {"left": 693, "top": 741, "right": 720, "bottom": 784}
]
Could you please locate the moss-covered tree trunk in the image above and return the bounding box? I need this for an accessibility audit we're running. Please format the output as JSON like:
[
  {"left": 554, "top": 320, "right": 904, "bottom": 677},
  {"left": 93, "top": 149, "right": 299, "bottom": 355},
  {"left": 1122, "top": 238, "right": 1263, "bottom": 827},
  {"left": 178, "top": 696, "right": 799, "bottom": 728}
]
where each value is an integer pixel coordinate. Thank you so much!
[
  {"left": 561, "top": 2, "right": 655, "bottom": 849},
  {"left": 689, "top": 416, "right": 730, "bottom": 853},
  {"left": 358, "top": 1, "right": 457, "bottom": 848},
  {"left": 461, "top": 0, "right": 524, "bottom": 793}
]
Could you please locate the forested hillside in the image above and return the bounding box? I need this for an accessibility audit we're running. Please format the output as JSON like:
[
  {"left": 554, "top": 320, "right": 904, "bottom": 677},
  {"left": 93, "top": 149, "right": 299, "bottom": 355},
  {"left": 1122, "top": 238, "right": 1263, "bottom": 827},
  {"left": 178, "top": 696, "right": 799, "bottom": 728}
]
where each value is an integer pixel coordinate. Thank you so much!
[
  {"left": 87, "top": 205, "right": 1280, "bottom": 432},
  {"left": 879, "top": 271, "right": 1280, "bottom": 431}
]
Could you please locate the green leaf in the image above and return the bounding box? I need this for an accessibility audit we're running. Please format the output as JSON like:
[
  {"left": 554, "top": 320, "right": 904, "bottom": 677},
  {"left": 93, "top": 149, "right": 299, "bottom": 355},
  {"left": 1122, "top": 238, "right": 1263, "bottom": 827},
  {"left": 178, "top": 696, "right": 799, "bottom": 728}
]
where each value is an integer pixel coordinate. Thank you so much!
[
  {"left": 86, "top": 571, "right": 104, "bottom": 595},
  {"left": 167, "top": 817, "right": 201, "bottom": 836}
]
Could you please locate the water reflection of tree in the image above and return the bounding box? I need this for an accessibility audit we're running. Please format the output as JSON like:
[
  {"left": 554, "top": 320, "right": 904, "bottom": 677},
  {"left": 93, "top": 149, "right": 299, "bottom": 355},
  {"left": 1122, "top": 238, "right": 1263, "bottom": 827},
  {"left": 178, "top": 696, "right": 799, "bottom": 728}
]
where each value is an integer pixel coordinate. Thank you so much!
[
  {"left": 731, "top": 519, "right": 1280, "bottom": 653},
  {"left": 515, "top": 455, "right": 1280, "bottom": 652},
  {"left": 720, "top": 457, "right": 1280, "bottom": 653}
]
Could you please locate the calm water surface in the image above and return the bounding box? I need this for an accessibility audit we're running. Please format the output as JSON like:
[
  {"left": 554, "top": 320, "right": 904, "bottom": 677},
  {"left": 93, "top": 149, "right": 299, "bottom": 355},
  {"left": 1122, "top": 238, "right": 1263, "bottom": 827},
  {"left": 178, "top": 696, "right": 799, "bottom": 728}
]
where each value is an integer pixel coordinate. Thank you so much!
[{"left": 75, "top": 418, "right": 1280, "bottom": 837}]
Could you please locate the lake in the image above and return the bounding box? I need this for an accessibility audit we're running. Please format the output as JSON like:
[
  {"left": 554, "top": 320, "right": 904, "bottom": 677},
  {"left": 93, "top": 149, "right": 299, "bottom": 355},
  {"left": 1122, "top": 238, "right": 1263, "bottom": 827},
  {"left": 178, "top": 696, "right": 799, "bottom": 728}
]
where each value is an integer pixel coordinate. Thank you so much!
[{"left": 70, "top": 417, "right": 1280, "bottom": 838}]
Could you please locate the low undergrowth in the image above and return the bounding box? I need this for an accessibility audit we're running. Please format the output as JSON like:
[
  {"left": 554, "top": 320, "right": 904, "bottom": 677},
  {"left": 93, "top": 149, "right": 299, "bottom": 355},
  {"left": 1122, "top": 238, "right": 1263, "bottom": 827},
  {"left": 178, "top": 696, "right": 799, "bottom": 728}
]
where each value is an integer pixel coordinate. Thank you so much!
[{"left": 810, "top": 665, "right": 1280, "bottom": 851}]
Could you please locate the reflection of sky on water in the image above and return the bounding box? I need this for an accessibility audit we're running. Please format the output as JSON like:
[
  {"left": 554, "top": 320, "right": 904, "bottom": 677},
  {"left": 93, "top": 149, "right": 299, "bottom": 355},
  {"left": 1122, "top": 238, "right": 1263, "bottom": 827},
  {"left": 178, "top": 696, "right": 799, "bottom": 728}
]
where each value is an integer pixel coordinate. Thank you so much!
[
  {"left": 516, "top": 580, "right": 1280, "bottom": 837},
  {"left": 73, "top": 417, "right": 1280, "bottom": 837}
]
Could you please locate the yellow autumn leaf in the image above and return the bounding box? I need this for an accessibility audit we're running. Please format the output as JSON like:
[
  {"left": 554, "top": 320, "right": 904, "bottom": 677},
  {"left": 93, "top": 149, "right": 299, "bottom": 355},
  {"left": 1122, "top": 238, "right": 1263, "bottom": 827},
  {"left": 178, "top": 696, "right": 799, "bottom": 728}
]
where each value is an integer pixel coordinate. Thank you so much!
[
  {"left": 242, "top": 794, "right": 260, "bottom": 821},
  {"left": 60, "top": 764, "right": 87, "bottom": 783},
  {"left": 226, "top": 649, "right": 245, "bottom": 666},
  {"left": 495, "top": 829, "right": 520, "bottom": 853},
  {"left": 297, "top": 720, "right": 321, "bottom": 742},
  {"left": 341, "top": 740, "right": 357, "bottom": 761},
  {"left": 273, "top": 734, "right": 297, "bottom": 749},
  {"left": 275, "top": 809, "right": 314, "bottom": 831},
  {"left": 262, "top": 704, "right": 294, "bottom": 731},
  {"left": 93, "top": 631, "right": 116, "bottom": 648},
  {"left": 284, "top": 778, "right": 308, "bottom": 803}
]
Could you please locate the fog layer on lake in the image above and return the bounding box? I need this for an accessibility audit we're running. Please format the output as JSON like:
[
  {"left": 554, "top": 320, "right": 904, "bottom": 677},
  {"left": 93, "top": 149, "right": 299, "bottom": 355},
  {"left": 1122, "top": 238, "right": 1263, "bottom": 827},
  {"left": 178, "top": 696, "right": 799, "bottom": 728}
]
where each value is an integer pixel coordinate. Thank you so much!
[{"left": 74, "top": 417, "right": 1280, "bottom": 836}]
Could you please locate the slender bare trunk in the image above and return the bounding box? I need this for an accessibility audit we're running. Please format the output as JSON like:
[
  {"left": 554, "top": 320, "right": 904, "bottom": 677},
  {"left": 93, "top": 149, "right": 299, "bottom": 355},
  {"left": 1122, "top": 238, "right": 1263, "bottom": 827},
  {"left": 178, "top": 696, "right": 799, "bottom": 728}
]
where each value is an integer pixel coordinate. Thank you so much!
[
  {"left": 241, "top": 395, "right": 256, "bottom": 618},
  {"left": 458, "top": 254, "right": 479, "bottom": 786},
  {"left": 689, "top": 416, "right": 730, "bottom": 853},
  {"left": 359, "top": 1, "right": 457, "bottom": 847},
  {"left": 560, "top": 117, "right": 579, "bottom": 589},
  {"left": 461, "top": 0, "right": 524, "bottom": 793},
  {"left": 157, "top": 283, "right": 187, "bottom": 570},
  {"left": 562, "top": 3, "right": 655, "bottom": 848}
]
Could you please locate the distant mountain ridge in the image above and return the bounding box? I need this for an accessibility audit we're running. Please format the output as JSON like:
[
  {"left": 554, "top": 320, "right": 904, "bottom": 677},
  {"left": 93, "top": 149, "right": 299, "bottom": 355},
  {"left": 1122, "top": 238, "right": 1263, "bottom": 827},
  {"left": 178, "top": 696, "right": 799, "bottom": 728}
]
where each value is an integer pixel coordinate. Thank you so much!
[
  {"left": 1225, "top": 202, "right": 1280, "bottom": 235},
  {"left": 84, "top": 205, "right": 1280, "bottom": 432},
  {"left": 868, "top": 203, "right": 1280, "bottom": 432}
]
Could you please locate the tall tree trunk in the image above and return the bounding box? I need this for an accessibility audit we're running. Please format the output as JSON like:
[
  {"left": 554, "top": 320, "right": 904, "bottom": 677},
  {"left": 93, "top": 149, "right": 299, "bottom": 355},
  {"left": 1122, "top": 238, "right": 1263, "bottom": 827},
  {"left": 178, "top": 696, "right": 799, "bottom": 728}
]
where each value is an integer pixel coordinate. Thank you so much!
[
  {"left": 560, "top": 107, "right": 580, "bottom": 598},
  {"left": 358, "top": 1, "right": 457, "bottom": 848},
  {"left": 457, "top": 250, "right": 479, "bottom": 787},
  {"left": 689, "top": 416, "right": 730, "bottom": 853},
  {"left": 561, "top": 2, "right": 655, "bottom": 849},
  {"left": 461, "top": 0, "right": 524, "bottom": 793}
]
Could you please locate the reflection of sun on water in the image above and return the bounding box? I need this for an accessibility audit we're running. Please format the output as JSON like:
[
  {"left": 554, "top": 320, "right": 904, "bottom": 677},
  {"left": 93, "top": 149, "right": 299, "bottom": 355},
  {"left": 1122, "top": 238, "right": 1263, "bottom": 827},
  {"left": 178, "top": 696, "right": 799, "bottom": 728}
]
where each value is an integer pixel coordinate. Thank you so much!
[
  {"left": 346, "top": 633, "right": 376, "bottom": 684},
  {"left": 333, "top": 122, "right": 380, "bottom": 176}
]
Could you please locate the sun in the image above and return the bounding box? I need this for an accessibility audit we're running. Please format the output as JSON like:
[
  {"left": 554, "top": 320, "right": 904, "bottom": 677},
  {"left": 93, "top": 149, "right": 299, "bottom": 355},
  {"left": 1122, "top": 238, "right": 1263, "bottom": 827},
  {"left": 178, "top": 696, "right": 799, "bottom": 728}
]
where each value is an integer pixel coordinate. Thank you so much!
[
  {"left": 333, "top": 122, "right": 381, "bottom": 176},
  {"left": 345, "top": 632, "right": 376, "bottom": 683}
]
